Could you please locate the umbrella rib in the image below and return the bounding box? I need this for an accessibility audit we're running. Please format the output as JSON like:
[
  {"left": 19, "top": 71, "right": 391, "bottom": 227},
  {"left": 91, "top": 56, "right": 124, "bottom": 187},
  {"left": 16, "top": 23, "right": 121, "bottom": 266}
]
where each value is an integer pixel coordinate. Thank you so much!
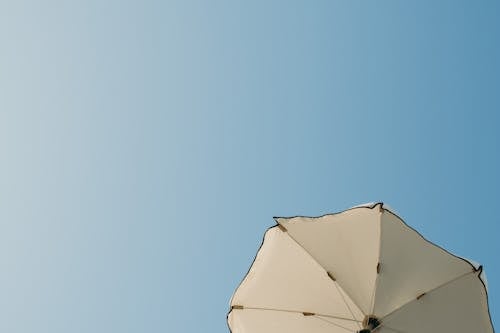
[
  {"left": 381, "top": 269, "right": 476, "bottom": 321},
  {"left": 282, "top": 231, "right": 365, "bottom": 324},
  {"left": 373, "top": 324, "right": 406, "bottom": 333},
  {"left": 369, "top": 205, "right": 384, "bottom": 314},
  {"left": 240, "top": 306, "right": 362, "bottom": 323},
  {"left": 315, "top": 315, "right": 357, "bottom": 332},
  {"left": 333, "top": 281, "right": 363, "bottom": 329}
]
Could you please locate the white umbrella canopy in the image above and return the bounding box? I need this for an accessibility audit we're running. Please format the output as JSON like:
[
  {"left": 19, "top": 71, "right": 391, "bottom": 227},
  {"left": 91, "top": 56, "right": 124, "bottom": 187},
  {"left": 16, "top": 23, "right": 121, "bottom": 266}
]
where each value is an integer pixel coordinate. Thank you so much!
[{"left": 227, "top": 203, "right": 493, "bottom": 333}]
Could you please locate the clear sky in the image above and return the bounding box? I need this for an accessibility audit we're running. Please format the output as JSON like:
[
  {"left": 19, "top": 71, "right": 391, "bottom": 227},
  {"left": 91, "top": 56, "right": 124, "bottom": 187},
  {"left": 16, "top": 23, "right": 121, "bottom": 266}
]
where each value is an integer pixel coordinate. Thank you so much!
[{"left": 0, "top": 1, "right": 499, "bottom": 332}]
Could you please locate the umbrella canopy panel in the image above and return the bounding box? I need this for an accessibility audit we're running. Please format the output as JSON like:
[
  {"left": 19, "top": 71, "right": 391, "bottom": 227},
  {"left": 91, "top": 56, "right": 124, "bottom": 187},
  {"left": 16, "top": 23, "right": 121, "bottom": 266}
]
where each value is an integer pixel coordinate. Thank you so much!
[{"left": 228, "top": 203, "right": 493, "bottom": 333}]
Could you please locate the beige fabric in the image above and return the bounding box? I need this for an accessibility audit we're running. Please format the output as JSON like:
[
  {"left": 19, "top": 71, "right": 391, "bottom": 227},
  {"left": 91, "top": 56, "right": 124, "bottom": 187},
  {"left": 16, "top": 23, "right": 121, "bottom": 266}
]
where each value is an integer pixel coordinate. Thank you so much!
[
  {"left": 230, "top": 226, "right": 363, "bottom": 320},
  {"left": 228, "top": 203, "right": 493, "bottom": 333},
  {"left": 276, "top": 207, "right": 381, "bottom": 315},
  {"left": 373, "top": 210, "right": 474, "bottom": 317},
  {"left": 381, "top": 272, "right": 491, "bottom": 333}
]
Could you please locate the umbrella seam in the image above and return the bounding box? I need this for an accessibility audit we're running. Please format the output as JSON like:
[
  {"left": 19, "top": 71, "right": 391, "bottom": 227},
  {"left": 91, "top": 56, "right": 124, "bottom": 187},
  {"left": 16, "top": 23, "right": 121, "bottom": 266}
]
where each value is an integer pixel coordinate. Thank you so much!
[{"left": 369, "top": 203, "right": 384, "bottom": 314}]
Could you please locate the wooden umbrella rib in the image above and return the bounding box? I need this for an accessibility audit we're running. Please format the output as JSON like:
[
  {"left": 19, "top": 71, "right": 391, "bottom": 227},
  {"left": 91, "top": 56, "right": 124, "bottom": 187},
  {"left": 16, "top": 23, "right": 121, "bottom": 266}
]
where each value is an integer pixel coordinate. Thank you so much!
[
  {"left": 373, "top": 324, "right": 407, "bottom": 333},
  {"left": 232, "top": 306, "right": 362, "bottom": 323},
  {"left": 315, "top": 315, "right": 357, "bottom": 332},
  {"left": 333, "top": 281, "right": 362, "bottom": 329},
  {"left": 369, "top": 208, "right": 384, "bottom": 315}
]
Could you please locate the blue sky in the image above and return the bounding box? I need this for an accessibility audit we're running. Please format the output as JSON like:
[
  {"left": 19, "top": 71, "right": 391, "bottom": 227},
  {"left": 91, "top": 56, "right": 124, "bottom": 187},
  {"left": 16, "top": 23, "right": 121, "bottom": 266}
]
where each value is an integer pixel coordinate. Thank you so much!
[{"left": 0, "top": 1, "right": 499, "bottom": 332}]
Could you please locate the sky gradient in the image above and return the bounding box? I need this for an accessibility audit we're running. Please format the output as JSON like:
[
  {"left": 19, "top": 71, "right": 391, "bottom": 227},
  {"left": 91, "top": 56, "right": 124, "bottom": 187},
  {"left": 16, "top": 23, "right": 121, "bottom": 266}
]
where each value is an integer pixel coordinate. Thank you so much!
[{"left": 1, "top": 1, "right": 499, "bottom": 332}]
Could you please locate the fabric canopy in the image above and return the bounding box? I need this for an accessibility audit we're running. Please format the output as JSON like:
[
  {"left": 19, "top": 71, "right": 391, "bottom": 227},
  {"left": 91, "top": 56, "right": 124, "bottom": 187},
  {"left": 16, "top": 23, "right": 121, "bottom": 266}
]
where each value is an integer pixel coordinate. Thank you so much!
[{"left": 228, "top": 203, "right": 493, "bottom": 333}]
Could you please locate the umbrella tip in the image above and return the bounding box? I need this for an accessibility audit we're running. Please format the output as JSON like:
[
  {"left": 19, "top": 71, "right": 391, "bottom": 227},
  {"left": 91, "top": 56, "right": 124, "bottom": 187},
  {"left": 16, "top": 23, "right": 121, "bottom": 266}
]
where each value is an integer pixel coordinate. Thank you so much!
[
  {"left": 277, "top": 224, "right": 287, "bottom": 232},
  {"left": 374, "top": 202, "right": 384, "bottom": 212}
]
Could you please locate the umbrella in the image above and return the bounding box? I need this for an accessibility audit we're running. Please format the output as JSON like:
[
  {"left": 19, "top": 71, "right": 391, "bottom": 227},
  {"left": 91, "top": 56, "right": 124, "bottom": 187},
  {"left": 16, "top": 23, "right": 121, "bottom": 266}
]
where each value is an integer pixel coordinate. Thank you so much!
[{"left": 227, "top": 202, "right": 493, "bottom": 333}]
